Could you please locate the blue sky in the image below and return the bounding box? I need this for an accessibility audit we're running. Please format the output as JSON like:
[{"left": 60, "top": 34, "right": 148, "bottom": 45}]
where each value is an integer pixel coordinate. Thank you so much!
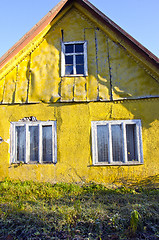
[{"left": 0, "top": 0, "right": 158, "bottom": 58}]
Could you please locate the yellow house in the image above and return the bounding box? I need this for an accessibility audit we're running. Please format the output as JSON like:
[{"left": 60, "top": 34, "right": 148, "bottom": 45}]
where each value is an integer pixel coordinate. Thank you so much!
[{"left": 0, "top": 0, "right": 159, "bottom": 185}]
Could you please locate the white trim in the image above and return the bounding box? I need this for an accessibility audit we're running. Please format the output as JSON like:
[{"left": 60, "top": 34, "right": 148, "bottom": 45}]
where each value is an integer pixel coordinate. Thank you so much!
[
  {"left": 53, "top": 121, "right": 57, "bottom": 163},
  {"left": 39, "top": 124, "right": 42, "bottom": 164},
  {"left": 10, "top": 121, "right": 57, "bottom": 164},
  {"left": 26, "top": 124, "right": 29, "bottom": 163},
  {"left": 84, "top": 42, "right": 88, "bottom": 76},
  {"left": 91, "top": 119, "right": 143, "bottom": 166},
  {"left": 122, "top": 122, "right": 127, "bottom": 163},
  {"left": 61, "top": 42, "right": 65, "bottom": 77},
  {"left": 61, "top": 41, "right": 88, "bottom": 77},
  {"left": 108, "top": 123, "right": 112, "bottom": 164}
]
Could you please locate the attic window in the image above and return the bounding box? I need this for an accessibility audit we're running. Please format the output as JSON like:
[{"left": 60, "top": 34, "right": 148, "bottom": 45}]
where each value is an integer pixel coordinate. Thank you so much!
[
  {"left": 91, "top": 120, "right": 143, "bottom": 165},
  {"left": 10, "top": 121, "right": 57, "bottom": 164},
  {"left": 61, "top": 41, "right": 88, "bottom": 76}
]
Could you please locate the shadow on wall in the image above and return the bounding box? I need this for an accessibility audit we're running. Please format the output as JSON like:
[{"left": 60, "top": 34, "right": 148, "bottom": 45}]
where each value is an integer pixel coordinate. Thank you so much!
[{"left": 112, "top": 174, "right": 159, "bottom": 189}]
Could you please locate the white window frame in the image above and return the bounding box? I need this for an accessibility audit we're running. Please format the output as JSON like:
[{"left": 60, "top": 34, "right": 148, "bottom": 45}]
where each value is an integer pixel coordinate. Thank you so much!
[
  {"left": 91, "top": 119, "right": 143, "bottom": 165},
  {"left": 10, "top": 121, "right": 57, "bottom": 164},
  {"left": 61, "top": 41, "right": 88, "bottom": 77}
]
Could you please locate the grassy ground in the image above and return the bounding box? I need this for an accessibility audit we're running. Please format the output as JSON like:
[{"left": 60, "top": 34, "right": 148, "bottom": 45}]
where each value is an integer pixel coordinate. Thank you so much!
[{"left": 0, "top": 179, "right": 159, "bottom": 240}]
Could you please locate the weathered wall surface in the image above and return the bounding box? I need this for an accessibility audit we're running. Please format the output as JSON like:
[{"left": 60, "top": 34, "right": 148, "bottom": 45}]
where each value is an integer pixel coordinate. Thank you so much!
[
  {"left": 0, "top": 99, "right": 158, "bottom": 184},
  {"left": 0, "top": 4, "right": 158, "bottom": 185},
  {"left": 0, "top": 7, "right": 159, "bottom": 104}
]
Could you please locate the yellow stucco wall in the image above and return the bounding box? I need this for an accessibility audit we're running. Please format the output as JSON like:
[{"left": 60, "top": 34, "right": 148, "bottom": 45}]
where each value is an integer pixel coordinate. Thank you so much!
[
  {"left": 0, "top": 99, "right": 158, "bottom": 184},
  {"left": 0, "top": 4, "right": 158, "bottom": 185}
]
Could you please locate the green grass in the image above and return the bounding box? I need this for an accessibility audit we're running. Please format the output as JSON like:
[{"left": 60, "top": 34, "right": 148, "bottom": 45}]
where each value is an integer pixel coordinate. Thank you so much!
[{"left": 0, "top": 179, "right": 159, "bottom": 239}]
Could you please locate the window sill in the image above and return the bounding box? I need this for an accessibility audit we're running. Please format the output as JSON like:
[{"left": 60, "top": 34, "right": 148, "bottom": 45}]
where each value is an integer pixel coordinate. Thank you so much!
[
  {"left": 90, "top": 162, "right": 143, "bottom": 167},
  {"left": 11, "top": 162, "right": 57, "bottom": 165},
  {"left": 62, "top": 74, "right": 88, "bottom": 77}
]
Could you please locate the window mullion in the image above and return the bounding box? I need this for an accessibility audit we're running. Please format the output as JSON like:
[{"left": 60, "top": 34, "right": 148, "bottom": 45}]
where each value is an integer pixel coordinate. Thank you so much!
[
  {"left": 54, "top": 122, "right": 57, "bottom": 163},
  {"left": 61, "top": 42, "right": 65, "bottom": 77},
  {"left": 136, "top": 123, "right": 141, "bottom": 162},
  {"left": 26, "top": 124, "right": 29, "bottom": 163},
  {"left": 12, "top": 124, "right": 16, "bottom": 163},
  {"left": 73, "top": 54, "right": 76, "bottom": 75},
  {"left": 122, "top": 123, "right": 127, "bottom": 163},
  {"left": 108, "top": 124, "right": 113, "bottom": 164},
  {"left": 95, "top": 124, "right": 98, "bottom": 164},
  {"left": 73, "top": 44, "right": 75, "bottom": 75},
  {"left": 91, "top": 122, "right": 97, "bottom": 165},
  {"left": 138, "top": 122, "right": 143, "bottom": 163},
  {"left": 52, "top": 123, "right": 56, "bottom": 163},
  {"left": 84, "top": 42, "right": 88, "bottom": 75},
  {"left": 39, "top": 124, "right": 42, "bottom": 164}
]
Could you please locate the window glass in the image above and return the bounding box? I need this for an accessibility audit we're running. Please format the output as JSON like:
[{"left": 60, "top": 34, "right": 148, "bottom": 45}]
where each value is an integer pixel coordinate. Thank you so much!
[
  {"left": 75, "top": 44, "right": 83, "bottom": 53},
  {"left": 92, "top": 120, "right": 142, "bottom": 165},
  {"left": 97, "top": 125, "right": 108, "bottom": 162},
  {"left": 65, "top": 65, "right": 73, "bottom": 75},
  {"left": 76, "top": 55, "right": 84, "bottom": 64},
  {"left": 16, "top": 126, "right": 25, "bottom": 162},
  {"left": 126, "top": 124, "right": 138, "bottom": 161},
  {"left": 29, "top": 126, "right": 39, "bottom": 162},
  {"left": 12, "top": 121, "right": 56, "bottom": 164},
  {"left": 62, "top": 42, "right": 87, "bottom": 76},
  {"left": 42, "top": 126, "right": 52, "bottom": 163},
  {"left": 65, "top": 55, "right": 73, "bottom": 64},
  {"left": 65, "top": 44, "right": 74, "bottom": 53},
  {"left": 111, "top": 125, "right": 123, "bottom": 162},
  {"left": 76, "top": 65, "right": 84, "bottom": 74}
]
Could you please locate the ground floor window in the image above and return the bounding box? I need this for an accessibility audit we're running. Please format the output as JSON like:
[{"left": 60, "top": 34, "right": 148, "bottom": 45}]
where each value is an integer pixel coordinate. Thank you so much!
[
  {"left": 91, "top": 120, "right": 143, "bottom": 165},
  {"left": 10, "top": 121, "right": 57, "bottom": 164}
]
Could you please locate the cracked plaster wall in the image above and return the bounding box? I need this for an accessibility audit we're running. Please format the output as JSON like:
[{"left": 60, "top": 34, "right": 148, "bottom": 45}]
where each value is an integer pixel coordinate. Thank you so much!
[
  {"left": 0, "top": 100, "right": 158, "bottom": 184},
  {"left": 0, "top": 6, "right": 158, "bottom": 185}
]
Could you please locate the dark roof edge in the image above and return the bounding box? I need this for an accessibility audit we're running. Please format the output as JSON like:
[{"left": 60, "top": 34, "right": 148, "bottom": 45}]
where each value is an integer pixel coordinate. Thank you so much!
[
  {"left": 79, "top": 0, "right": 159, "bottom": 66},
  {"left": 0, "top": 0, "right": 68, "bottom": 69}
]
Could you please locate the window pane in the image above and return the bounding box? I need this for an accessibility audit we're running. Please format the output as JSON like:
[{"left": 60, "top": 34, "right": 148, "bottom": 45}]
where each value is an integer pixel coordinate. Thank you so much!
[
  {"left": 65, "top": 65, "right": 73, "bottom": 75},
  {"left": 111, "top": 125, "right": 123, "bottom": 162},
  {"left": 75, "top": 44, "right": 83, "bottom": 53},
  {"left": 76, "top": 55, "right": 84, "bottom": 64},
  {"left": 29, "top": 126, "right": 39, "bottom": 162},
  {"left": 65, "top": 44, "right": 74, "bottom": 53},
  {"left": 16, "top": 126, "right": 26, "bottom": 162},
  {"left": 97, "top": 125, "right": 108, "bottom": 162},
  {"left": 76, "top": 65, "right": 84, "bottom": 74},
  {"left": 42, "top": 126, "right": 52, "bottom": 163},
  {"left": 126, "top": 124, "right": 138, "bottom": 161},
  {"left": 65, "top": 55, "right": 73, "bottom": 64}
]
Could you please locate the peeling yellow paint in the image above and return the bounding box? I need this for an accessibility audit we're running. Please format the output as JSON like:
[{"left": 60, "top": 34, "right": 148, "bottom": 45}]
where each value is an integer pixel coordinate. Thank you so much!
[
  {"left": 3, "top": 68, "right": 17, "bottom": 103},
  {"left": 61, "top": 77, "right": 74, "bottom": 101},
  {"left": 96, "top": 30, "right": 110, "bottom": 100},
  {"left": 0, "top": 7, "right": 158, "bottom": 104},
  {"left": 108, "top": 40, "right": 159, "bottom": 100},
  {"left": 85, "top": 28, "right": 99, "bottom": 101},
  {"left": 15, "top": 56, "right": 30, "bottom": 103},
  {"left": 74, "top": 77, "right": 87, "bottom": 101},
  {"left": 0, "top": 77, "right": 5, "bottom": 102}
]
